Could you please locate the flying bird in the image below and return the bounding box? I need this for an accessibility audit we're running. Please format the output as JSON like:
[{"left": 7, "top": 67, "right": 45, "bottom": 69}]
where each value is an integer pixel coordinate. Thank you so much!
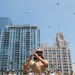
[
  {"left": 48, "top": 26, "right": 50, "bottom": 28},
  {"left": 57, "top": 3, "right": 59, "bottom": 5},
  {"left": 58, "top": 25, "right": 60, "bottom": 27},
  {"left": 26, "top": 12, "right": 28, "bottom": 14}
]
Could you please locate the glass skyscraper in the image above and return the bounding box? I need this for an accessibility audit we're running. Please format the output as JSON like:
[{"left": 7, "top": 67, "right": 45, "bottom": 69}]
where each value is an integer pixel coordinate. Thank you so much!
[
  {"left": 0, "top": 25, "right": 40, "bottom": 73},
  {"left": 0, "top": 17, "right": 12, "bottom": 29}
]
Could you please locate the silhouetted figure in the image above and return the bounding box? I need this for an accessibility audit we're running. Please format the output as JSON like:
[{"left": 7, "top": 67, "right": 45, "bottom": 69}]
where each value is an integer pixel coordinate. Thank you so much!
[
  {"left": 70, "top": 71, "right": 75, "bottom": 75},
  {"left": 5, "top": 70, "right": 10, "bottom": 75},
  {"left": 10, "top": 69, "right": 16, "bottom": 75},
  {"left": 47, "top": 71, "right": 50, "bottom": 75}
]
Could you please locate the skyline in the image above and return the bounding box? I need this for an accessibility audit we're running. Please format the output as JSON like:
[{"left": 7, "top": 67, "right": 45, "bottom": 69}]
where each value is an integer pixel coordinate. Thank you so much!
[{"left": 0, "top": 0, "right": 75, "bottom": 63}]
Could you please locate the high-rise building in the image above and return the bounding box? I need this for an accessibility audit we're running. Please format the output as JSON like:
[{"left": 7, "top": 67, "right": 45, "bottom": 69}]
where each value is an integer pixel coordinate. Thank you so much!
[
  {"left": 0, "top": 25, "right": 40, "bottom": 73},
  {"left": 41, "top": 32, "right": 72, "bottom": 75},
  {"left": 72, "top": 63, "right": 75, "bottom": 74},
  {"left": 0, "top": 17, "right": 12, "bottom": 29}
]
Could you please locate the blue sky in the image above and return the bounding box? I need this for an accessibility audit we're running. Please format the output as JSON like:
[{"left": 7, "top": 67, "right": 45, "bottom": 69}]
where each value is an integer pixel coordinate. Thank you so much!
[{"left": 0, "top": 0, "right": 75, "bottom": 63}]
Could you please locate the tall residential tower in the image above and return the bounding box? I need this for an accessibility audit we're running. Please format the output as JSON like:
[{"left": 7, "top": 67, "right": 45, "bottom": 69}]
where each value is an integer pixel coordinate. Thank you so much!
[{"left": 0, "top": 25, "right": 40, "bottom": 72}]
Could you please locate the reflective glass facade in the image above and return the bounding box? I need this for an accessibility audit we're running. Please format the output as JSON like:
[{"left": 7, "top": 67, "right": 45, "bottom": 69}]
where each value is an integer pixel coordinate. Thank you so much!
[
  {"left": 0, "top": 17, "right": 12, "bottom": 29},
  {"left": 0, "top": 25, "right": 40, "bottom": 73}
]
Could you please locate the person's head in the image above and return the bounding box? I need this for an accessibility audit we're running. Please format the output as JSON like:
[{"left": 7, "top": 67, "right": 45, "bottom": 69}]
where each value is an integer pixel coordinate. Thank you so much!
[
  {"left": 48, "top": 70, "right": 50, "bottom": 74},
  {"left": 56, "top": 69, "right": 60, "bottom": 73},
  {"left": 34, "top": 47, "right": 44, "bottom": 60},
  {"left": 6, "top": 70, "right": 9, "bottom": 74},
  {"left": 71, "top": 70, "right": 73, "bottom": 74},
  {"left": 12, "top": 69, "right": 15, "bottom": 74}
]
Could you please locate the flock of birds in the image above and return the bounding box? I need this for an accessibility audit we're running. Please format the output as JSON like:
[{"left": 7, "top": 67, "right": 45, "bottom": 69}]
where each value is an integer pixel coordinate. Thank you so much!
[
  {"left": 25, "top": 1, "right": 75, "bottom": 28},
  {"left": 25, "top": 2, "right": 60, "bottom": 15},
  {"left": 25, "top": 2, "right": 75, "bottom": 15}
]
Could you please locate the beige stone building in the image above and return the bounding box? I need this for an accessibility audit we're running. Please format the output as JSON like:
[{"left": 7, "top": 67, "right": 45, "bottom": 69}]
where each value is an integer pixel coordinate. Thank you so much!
[{"left": 41, "top": 32, "right": 72, "bottom": 75}]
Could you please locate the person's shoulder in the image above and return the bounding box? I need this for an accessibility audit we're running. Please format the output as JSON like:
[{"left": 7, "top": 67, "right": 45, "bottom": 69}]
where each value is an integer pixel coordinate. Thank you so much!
[
  {"left": 55, "top": 72, "right": 58, "bottom": 75},
  {"left": 74, "top": 73, "right": 75, "bottom": 75},
  {"left": 8, "top": 74, "right": 12, "bottom": 75},
  {"left": 7, "top": 73, "right": 16, "bottom": 75},
  {"left": 44, "top": 59, "right": 48, "bottom": 63},
  {"left": 50, "top": 72, "right": 56, "bottom": 75},
  {"left": 30, "top": 60, "right": 34, "bottom": 63},
  {"left": 29, "top": 60, "right": 35, "bottom": 64},
  {"left": 45, "top": 59, "right": 48, "bottom": 61}
]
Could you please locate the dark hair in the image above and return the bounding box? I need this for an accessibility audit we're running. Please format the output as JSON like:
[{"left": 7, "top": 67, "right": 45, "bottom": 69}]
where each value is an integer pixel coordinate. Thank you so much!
[
  {"left": 34, "top": 56, "right": 44, "bottom": 60},
  {"left": 34, "top": 51, "right": 44, "bottom": 60}
]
